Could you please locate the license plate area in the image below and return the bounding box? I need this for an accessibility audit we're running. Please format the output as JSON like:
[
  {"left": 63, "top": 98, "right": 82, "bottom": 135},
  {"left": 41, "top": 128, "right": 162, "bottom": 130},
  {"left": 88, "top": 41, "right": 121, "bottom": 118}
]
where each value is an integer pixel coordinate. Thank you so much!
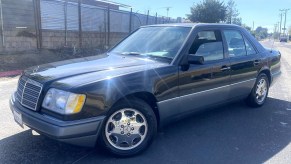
[{"left": 13, "top": 109, "right": 23, "bottom": 128}]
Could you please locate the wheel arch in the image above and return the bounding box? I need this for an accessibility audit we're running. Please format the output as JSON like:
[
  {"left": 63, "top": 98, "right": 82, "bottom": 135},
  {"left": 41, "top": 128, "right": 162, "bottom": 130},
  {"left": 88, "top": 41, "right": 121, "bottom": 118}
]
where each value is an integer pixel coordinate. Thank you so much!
[
  {"left": 258, "top": 67, "right": 271, "bottom": 85},
  {"left": 110, "top": 91, "right": 160, "bottom": 127}
]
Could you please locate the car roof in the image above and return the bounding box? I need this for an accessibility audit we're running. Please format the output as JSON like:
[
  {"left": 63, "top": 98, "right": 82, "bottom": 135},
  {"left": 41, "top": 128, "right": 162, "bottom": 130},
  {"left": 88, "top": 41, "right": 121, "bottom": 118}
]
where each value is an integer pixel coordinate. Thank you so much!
[
  {"left": 142, "top": 23, "right": 266, "bottom": 54},
  {"left": 142, "top": 23, "right": 241, "bottom": 28}
]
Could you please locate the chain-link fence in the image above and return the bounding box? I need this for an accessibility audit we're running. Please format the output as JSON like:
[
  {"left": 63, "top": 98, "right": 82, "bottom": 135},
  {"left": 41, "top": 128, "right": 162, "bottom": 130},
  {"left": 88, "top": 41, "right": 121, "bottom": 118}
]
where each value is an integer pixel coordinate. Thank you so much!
[{"left": 0, "top": 0, "right": 178, "bottom": 53}]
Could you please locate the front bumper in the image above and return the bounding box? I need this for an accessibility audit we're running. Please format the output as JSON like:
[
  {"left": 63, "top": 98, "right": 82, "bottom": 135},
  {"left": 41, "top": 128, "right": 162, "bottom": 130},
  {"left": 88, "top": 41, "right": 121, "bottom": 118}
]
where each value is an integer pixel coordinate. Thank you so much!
[{"left": 9, "top": 93, "right": 105, "bottom": 147}]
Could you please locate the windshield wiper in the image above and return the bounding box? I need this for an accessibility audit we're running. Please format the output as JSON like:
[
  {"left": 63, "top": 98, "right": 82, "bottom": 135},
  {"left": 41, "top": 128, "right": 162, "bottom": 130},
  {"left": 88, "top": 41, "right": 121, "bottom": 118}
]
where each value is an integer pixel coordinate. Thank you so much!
[
  {"left": 145, "top": 54, "right": 172, "bottom": 60},
  {"left": 121, "top": 52, "right": 141, "bottom": 56}
]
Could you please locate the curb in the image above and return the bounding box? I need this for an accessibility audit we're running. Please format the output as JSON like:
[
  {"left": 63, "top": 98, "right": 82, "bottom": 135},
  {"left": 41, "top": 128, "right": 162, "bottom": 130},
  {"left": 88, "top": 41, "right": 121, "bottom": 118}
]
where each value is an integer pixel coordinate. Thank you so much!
[{"left": 0, "top": 70, "right": 22, "bottom": 78}]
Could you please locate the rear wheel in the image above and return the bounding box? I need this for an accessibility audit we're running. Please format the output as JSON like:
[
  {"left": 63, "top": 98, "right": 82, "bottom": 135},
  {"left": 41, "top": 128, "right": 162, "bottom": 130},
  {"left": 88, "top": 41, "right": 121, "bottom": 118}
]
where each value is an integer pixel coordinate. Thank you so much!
[
  {"left": 100, "top": 98, "right": 157, "bottom": 156},
  {"left": 246, "top": 73, "right": 269, "bottom": 107}
]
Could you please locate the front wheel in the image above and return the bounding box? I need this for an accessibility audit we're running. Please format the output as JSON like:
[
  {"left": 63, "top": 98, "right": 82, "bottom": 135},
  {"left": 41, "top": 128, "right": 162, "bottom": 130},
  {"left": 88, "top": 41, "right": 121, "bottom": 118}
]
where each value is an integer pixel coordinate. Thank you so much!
[
  {"left": 100, "top": 98, "right": 157, "bottom": 156},
  {"left": 246, "top": 73, "right": 269, "bottom": 107}
]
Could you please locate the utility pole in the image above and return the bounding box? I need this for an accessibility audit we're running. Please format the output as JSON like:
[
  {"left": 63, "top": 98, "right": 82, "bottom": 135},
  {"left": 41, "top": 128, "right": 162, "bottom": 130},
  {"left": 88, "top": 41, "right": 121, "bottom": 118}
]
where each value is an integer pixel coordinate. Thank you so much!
[
  {"left": 279, "top": 9, "right": 290, "bottom": 36},
  {"left": 279, "top": 12, "right": 283, "bottom": 37},
  {"left": 158, "top": 7, "right": 172, "bottom": 20},
  {"left": 129, "top": 8, "right": 132, "bottom": 33},
  {"left": 274, "top": 23, "right": 278, "bottom": 34},
  {"left": 146, "top": 10, "right": 149, "bottom": 25},
  {"left": 78, "top": 0, "right": 82, "bottom": 48},
  {"left": 283, "top": 9, "right": 290, "bottom": 36},
  {"left": 252, "top": 21, "right": 254, "bottom": 31},
  {"left": 274, "top": 23, "right": 278, "bottom": 39}
]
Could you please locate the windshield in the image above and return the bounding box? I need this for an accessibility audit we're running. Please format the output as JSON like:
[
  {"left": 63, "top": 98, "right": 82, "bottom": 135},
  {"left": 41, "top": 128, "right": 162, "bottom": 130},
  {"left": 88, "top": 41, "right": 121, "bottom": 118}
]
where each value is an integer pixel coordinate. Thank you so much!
[{"left": 111, "top": 26, "right": 191, "bottom": 60}]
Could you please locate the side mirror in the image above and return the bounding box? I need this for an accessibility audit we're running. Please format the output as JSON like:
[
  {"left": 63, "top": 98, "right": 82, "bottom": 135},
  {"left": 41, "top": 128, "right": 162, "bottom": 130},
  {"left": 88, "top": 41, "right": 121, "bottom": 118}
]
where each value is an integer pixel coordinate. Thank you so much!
[{"left": 188, "top": 54, "right": 204, "bottom": 65}]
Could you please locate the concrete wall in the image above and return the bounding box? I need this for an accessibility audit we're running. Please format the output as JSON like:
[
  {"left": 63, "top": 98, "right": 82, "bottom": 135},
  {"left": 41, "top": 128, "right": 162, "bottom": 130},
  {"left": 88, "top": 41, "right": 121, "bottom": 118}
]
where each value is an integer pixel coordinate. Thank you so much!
[
  {"left": 0, "top": 30, "right": 37, "bottom": 52},
  {"left": 109, "top": 32, "right": 128, "bottom": 47},
  {"left": 41, "top": 30, "right": 127, "bottom": 49},
  {"left": 0, "top": 29, "right": 127, "bottom": 52}
]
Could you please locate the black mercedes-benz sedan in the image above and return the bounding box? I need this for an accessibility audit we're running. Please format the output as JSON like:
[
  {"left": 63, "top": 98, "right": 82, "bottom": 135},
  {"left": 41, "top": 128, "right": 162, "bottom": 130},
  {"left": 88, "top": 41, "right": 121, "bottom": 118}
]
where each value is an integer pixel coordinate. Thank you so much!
[{"left": 10, "top": 23, "right": 281, "bottom": 156}]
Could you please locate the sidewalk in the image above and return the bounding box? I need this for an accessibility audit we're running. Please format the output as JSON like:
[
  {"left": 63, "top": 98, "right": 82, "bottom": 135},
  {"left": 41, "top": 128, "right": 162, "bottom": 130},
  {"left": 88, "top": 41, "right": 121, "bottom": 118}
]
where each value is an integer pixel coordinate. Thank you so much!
[{"left": 0, "top": 70, "right": 22, "bottom": 78}]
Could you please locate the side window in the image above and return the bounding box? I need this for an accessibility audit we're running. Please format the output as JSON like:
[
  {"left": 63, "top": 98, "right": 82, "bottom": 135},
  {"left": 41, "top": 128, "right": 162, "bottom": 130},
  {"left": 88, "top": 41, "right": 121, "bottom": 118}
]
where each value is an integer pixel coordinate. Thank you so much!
[
  {"left": 189, "top": 30, "right": 224, "bottom": 62},
  {"left": 244, "top": 38, "right": 257, "bottom": 55},
  {"left": 223, "top": 30, "right": 247, "bottom": 57}
]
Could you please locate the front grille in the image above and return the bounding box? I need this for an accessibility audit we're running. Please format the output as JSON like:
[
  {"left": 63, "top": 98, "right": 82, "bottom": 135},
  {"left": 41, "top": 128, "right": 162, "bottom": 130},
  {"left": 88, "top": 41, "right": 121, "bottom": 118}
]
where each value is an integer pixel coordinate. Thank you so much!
[{"left": 16, "top": 76, "right": 43, "bottom": 111}]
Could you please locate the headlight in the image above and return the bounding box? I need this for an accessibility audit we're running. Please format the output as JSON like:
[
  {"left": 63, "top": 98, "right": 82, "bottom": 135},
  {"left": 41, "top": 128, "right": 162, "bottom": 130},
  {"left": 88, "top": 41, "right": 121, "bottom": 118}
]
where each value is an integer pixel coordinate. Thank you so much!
[{"left": 42, "top": 88, "right": 86, "bottom": 115}]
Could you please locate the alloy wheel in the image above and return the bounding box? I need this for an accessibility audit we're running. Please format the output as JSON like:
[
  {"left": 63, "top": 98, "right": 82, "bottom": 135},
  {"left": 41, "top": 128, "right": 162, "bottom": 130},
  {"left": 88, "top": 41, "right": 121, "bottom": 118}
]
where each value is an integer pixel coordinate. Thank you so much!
[
  {"left": 255, "top": 78, "right": 268, "bottom": 103},
  {"left": 105, "top": 108, "right": 148, "bottom": 150}
]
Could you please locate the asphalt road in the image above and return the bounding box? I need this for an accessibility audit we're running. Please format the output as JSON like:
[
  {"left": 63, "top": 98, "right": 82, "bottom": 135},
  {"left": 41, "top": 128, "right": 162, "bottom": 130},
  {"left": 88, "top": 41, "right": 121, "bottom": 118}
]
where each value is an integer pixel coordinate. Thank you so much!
[{"left": 1, "top": 41, "right": 291, "bottom": 164}]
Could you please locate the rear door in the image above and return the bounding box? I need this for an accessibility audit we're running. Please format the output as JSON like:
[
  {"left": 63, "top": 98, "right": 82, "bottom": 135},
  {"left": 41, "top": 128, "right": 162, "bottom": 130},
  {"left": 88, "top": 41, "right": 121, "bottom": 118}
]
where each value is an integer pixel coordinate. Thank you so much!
[
  {"left": 222, "top": 29, "right": 262, "bottom": 99},
  {"left": 178, "top": 29, "right": 231, "bottom": 113}
]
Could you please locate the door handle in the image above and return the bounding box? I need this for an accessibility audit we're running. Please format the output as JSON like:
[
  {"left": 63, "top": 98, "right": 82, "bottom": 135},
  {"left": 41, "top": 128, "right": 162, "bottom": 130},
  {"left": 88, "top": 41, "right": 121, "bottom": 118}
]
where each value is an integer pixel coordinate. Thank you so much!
[
  {"left": 220, "top": 66, "right": 231, "bottom": 71},
  {"left": 254, "top": 60, "right": 261, "bottom": 66}
]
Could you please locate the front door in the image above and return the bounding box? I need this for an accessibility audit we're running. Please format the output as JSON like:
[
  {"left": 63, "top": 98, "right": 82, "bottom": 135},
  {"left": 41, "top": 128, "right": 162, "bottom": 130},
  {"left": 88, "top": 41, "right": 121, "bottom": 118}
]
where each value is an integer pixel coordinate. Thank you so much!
[{"left": 178, "top": 29, "right": 231, "bottom": 114}]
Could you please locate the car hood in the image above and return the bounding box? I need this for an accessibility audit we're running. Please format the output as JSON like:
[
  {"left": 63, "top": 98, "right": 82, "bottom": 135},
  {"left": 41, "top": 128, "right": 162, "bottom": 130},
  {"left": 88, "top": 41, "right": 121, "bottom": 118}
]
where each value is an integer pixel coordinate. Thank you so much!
[{"left": 24, "top": 54, "right": 168, "bottom": 85}]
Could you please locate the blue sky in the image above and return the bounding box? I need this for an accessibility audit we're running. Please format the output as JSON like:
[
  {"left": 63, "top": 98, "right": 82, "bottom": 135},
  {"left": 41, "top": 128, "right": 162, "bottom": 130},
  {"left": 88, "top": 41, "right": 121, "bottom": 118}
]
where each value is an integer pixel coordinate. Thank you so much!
[{"left": 114, "top": 0, "right": 291, "bottom": 32}]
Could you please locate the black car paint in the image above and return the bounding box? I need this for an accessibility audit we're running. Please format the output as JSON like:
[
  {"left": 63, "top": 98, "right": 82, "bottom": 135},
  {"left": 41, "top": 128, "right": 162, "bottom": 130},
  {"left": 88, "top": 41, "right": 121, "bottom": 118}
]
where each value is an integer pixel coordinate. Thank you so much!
[
  {"left": 23, "top": 54, "right": 177, "bottom": 121},
  {"left": 21, "top": 24, "right": 280, "bottom": 126}
]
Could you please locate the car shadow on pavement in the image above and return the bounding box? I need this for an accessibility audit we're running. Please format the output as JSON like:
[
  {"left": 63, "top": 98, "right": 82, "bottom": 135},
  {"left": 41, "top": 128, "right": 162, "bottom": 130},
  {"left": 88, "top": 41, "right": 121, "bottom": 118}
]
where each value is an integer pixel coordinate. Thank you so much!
[{"left": 1, "top": 97, "right": 291, "bottom": 164}]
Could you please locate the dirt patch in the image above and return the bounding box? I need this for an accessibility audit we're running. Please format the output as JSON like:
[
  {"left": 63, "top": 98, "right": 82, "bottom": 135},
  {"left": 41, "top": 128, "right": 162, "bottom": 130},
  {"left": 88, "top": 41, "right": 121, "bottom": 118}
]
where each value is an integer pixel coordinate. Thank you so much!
[{"left": 0, "top": 49, "right": 104, "bottom": 72}]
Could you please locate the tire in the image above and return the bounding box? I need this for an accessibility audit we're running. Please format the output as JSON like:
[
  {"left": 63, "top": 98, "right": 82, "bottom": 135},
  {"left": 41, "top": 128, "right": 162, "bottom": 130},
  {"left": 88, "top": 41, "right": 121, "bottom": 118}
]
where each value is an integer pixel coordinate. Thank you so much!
[
  {"left": 246, "top": 73, "right": 269, "bottom": 107},
  {"left": 100, "top": 98, "right": 157, "bottom": 156}
]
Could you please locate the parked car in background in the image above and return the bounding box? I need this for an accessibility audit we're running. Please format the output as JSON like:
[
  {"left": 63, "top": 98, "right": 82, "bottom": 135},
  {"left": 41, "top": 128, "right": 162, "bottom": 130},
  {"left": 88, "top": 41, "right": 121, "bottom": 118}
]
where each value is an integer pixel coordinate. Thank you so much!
[{"left": 10, "top": 23, "right": 281, "bottom": 156}]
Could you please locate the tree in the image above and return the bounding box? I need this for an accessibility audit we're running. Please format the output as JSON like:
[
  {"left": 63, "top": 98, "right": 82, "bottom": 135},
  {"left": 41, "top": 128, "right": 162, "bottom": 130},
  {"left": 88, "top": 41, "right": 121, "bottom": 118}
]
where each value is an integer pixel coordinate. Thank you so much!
[
  {"left": 255, "top": 26, "right": 268, "bottom": 40},
  {"left": 232, "top": 17, "right": 242, "bottom": 26},
  {"left": 242, "top": 24, "right": 252, "bottom": 31},
  {"left": 187, "top": 0, "right": 227, "bottom": 23},
  {"left": 226, "top": 0, "right": 240, "bottom": 24},
  {"left": 242, "top": 24, "right": 255, "bottom": 36}
]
